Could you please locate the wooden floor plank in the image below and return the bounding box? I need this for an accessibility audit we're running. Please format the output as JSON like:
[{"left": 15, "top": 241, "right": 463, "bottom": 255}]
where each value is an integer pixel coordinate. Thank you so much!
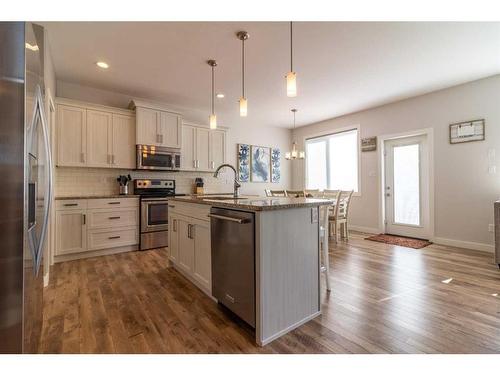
[{"left": 40, "top": 232, "right": 500, "bottom": 353}]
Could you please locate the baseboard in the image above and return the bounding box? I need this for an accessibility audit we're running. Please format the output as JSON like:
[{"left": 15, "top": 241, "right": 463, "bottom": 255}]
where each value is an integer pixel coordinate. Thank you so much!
[
  {"left": 349, "top": 225, "right": 380, "bottom": 235},
  {"left": 432, "top": 236, "right": 494, "bottom": 253},
  {"left": 348, "top": 225, "right": 494, "bottom": 253},
  {"left": 54, "top": 245, "right": 138, "bottom": 263}
]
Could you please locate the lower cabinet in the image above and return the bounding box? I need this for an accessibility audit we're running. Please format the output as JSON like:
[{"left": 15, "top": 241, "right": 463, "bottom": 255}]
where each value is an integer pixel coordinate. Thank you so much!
[
  {"left": 168, "top": 207, "right": 211, "bottom": 295},
  {"left": 55, "top": 197, "right": 139, "bottom": 261},
  {"left": 55, "top": 209, "right": 87, "bottom": 256}
]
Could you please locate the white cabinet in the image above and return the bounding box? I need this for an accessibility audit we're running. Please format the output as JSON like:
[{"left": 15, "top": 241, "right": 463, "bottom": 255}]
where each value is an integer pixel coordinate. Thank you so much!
[
  {"left": 195, "top": 127, "right": 210, "bottom": 171},
  {"left": 56, "top": 99, "right": 136, "bottom": 170},
  {"left": 169, "top": 214, "right": 180, "bottom": 263},
  {"left": 86, "top": 110, "right": 112, "bottom": 168},
  {"left": 133, "top": 104, "right": 182, "bottom": 148},
  {"left": 57, "top": 104, "right": 87, "bottom": 167},
  {"left": 181, "top": 123, "right": 226, "bottom": 171},
  {"left": 181, "top": 124, "right": 196, "bottom": 170},
  {"left": 55, "top": 197, "right": 139, "bottom": 261},
  {"left": 135, "top": 107, "right": 159, "bottom": 146},
  {"left": 168, "top": 202, "right": 211, "bottom": 295},
  {"left": 159, "top": 111, "right": 182, "bottom": 148},
  {"left": 112, "top": 114, "right": 136, "bottom": 169},
  {"left": 177, "top": 217, "right": 195, "bottom": 274},
  {"left": 209, "top": 130, "right": 226, "bottom": 170},
  {"left": 192, "top": 219, "right": 211, "bottom": 291},
  {"left": 55, "top": 209, "right": 87, "bottom": 255}
]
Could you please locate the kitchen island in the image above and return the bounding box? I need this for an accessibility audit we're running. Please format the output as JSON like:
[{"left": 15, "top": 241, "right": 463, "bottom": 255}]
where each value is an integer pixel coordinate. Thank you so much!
[{"left": 167, "top": 195, "right": 332, "bottom": 346}]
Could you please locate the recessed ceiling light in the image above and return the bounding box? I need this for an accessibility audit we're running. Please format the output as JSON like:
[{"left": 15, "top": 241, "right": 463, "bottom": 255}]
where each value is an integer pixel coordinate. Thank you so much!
[
  {"left": 216, "top": 93, "right": 225, "bottom": 98},
  {"left": 96, "top": 61, "right": 109, "bottom": 69}
]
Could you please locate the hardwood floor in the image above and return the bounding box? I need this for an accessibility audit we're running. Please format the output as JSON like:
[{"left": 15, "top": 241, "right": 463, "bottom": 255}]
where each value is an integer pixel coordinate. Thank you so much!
[{"left": 40, "top": 232, "right": 500, "bottom": 353}]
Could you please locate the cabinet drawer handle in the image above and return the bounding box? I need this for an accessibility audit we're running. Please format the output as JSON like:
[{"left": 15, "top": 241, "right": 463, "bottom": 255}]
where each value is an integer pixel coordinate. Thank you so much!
[
  {"left": 108, "top": 202, "right": 120, "bottom": 205},
  {"left": 168, "top": 205, "right": 175, "bottom": 208},
  {"left": 64, "top": 203, "right": 78, "bottom": 207},
  {"left": 108, "top": 216, "right": 121, "bottom": 220},
  {"left": 173, "top": 219, "right": 177, "bottom": 232},
  {"left": 108, "top": 236, "right": 121, "bottom": 240}
]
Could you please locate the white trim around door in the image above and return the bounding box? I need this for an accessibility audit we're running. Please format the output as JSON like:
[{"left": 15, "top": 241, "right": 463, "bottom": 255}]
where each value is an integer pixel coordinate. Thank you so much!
[{"left": 378, "top": 128, "right": 434, "bottom": 240}]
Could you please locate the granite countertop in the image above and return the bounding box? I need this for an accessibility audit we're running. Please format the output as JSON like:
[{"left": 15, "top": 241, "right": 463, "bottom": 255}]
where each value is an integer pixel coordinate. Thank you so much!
[
  {"left": 55, "top": 194, "right": 140, "bottom": 200},
  {"left": 170, "top": 195, "right": 333, "bottom": 211}
]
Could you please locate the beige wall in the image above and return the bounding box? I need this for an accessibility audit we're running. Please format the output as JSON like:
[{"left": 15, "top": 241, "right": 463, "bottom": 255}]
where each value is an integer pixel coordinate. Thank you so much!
[
  {"left": 56, "top": 81, "right": 292, "bottom": 196},
  {"left": 292, "top": 74, "right": 500, "bottom": 251}
]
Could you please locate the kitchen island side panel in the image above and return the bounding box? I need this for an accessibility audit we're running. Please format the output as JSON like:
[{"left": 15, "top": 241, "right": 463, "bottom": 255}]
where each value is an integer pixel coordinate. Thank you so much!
[{"left": 256, "top": 207, "right": 320, "bottom": 345}]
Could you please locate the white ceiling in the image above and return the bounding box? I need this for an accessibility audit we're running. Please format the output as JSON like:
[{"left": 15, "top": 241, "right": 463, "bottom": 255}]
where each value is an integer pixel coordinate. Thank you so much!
[{"left": 42, "top": 22, "right": 500, "bottom": 129}]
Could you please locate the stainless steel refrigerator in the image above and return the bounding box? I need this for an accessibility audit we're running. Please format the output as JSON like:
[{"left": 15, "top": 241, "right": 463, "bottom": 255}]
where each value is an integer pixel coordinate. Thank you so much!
[{"left": 0, "top": 22, "right": 53, "bottom": 353}]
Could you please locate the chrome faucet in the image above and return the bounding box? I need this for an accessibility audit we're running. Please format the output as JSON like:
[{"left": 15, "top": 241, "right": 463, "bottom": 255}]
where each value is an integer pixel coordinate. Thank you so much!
[{"left": 213, "top": 164, "right": 241, "bottom": 198}]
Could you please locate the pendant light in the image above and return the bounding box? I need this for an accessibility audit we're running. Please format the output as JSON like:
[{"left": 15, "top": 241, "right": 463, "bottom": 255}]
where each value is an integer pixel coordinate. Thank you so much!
[
  {"left": 285, "top": 109, "right": 305, "bottom": 160},
  {"left": 286, "top": 22, "right": 297, "bottom": 97},
  {"left": 237, "top": 31, "right": 249, "bottom": 117},
  {"left": 208, "top": 60, "right": 217, "bottom": 129}
]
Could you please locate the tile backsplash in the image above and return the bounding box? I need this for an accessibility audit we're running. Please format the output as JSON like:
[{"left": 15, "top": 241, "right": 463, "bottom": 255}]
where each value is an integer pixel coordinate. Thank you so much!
[{"left": 55, "top": 167, "right": 234, "bottom": 197}]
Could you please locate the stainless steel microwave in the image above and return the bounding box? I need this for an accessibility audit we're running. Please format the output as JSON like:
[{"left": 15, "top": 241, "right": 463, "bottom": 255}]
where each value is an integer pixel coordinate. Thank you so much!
[{"left": 136, "top": 145, "right": 181, "bottom": 171}]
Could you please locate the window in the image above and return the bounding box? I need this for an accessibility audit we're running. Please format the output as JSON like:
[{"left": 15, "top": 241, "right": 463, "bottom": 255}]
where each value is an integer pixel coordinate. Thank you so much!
[{"left": 305, "top": 128, "right": 359, "bottom": 192}]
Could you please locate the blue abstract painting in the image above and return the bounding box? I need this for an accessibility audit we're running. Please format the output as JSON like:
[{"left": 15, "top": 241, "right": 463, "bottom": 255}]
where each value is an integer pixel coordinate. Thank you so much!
[
  {"left": 237, "top": 144, "right": 250, "bottom": 182},
  {"left": 271, "top": 148, "right": 281, "bottom": 183},
  {"left": 251, "top": 146, "right": 270, "bottom": 182}
]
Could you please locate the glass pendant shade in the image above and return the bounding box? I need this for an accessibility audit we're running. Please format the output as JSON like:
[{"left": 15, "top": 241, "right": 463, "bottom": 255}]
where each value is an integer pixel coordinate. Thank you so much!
[
  {"left": 239, "top": 97, "right": 248, "bottom": 117},
  {"left": 286, "top": 71, "right": 297, "bottom": 97},
  {"left": 299, "top": 150, "right": 305, "bottom": 159},
  {"left": 285, "top": 152, "right": 291, "bottom": 160},
  {"left": 209, "top": 114, "right": 217, "bottom": 130}
]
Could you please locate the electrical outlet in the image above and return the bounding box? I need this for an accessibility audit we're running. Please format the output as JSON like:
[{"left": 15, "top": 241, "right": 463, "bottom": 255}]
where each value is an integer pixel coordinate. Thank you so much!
[{"left": 488, "top": 224, "right": 494, "bottom": 233}]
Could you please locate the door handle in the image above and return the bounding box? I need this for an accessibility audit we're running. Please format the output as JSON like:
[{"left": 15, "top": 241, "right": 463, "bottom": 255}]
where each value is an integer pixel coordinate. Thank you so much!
[
  {"left": 208, "top": 213, "right": 250, "bottom": 224},
  {"left": 173, "top": 219, "right": 177, "bottom": 232},
  {"left": 211, "top": 161, "right": 215, "bottom": 169},
  {"left": 83, "top": 214, "right": 86, "bottom": 225}
]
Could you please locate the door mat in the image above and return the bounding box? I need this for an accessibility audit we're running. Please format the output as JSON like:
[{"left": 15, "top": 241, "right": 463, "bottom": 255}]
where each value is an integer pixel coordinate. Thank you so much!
[{"left": 365, "top": 234, "right": 432, "bottom": 249}]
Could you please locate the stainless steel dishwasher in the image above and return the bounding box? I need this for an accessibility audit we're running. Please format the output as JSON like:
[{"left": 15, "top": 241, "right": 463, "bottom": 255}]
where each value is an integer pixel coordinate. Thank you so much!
[{"left": 209, "top": 207, "right": 255, "bottom": 328}]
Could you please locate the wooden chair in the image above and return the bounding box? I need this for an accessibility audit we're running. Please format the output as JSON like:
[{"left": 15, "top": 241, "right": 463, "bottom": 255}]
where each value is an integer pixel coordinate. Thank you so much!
[
  {"left": 285, "top": 190, "right": 306, "bottom": 198},
  {"left": 328, "top": 190, "right": 354, "bottom": 242},
  {"left": 268, "top": 190, "right": 287, "bottom": 197},
  {"left": 319, "top": 204, "right": 331, "bottom": 291},
  {"left": 304, "top": 189, "right": 321, "bottom": 198},
  {"left": 322, "top": 190, "right": 340, "bottom": 240}
]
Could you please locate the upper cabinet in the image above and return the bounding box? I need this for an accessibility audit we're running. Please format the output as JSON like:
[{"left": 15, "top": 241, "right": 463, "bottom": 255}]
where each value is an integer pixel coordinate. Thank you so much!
[
  {"left": 111, "top": 113, "right": 136, "bottom": 169},
  {"left": 181, "top": 122, "right": 227, "bottom": 172},
  {"left": 56, "top": 98, "right": 136, "bottom": 170},
  {"left": 57, "top": 104, "right": 87, "bottom": 167},
  {"left": 130, "top": 100, "right": 182, "bottom": 148},
  {"left": 86, "top": 110, "right": 112, "bottom": 168}
]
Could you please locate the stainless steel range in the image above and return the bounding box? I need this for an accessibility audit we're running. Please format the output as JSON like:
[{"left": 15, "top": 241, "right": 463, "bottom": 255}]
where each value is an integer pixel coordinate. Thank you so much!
[{"left": 134, "top": 179, "right": 184, "bottom": 251}]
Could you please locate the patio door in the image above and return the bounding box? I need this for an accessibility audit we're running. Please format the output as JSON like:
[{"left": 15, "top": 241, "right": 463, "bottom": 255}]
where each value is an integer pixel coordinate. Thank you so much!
[{"left": 384, "top": 134, "right": 430, "bottom": 239}]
